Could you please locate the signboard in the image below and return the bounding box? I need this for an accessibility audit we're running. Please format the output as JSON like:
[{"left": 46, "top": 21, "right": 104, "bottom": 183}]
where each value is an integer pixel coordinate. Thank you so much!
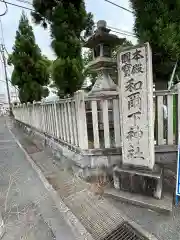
[{"left": 117, "top": 43, "right": 155, "bottom": 169}]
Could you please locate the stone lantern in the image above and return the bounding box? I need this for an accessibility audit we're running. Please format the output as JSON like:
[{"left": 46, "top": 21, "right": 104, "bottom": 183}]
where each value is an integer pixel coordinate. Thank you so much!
[{"left": 84, "top": 20, "right": 125, "bottom": 95}]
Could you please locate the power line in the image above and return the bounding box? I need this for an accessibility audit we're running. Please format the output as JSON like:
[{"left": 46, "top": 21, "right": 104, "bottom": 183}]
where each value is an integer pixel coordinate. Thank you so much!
[
  {"left": 108, "top": 25, "right": 135, "bottom": 36},
  {"left": 104, "top": 0, "right": 133, "bottom": 13},
  {"left": 0, "top": 18, "right": 9, "bottom": 58},
  {"left": 0, "top": 50, "right": 20, "bottom": 94},
  {"left": 0, "top": 51, "right": 19, "bottom": 95},
  {"left": 1, "top": 0, "right": 135, "bottom": 39},
  {"left": 0, "top": 44, "right": 13, "bottom": 115},
  {"left": 0, "top": 78, "right": 19, "bottom": 92},
  {"left": 0, "top": 0, "right": 34, "bottom": 11},
  {"left": 109, "top": 27, "right": 135, "bottom": 37},
  {"left": 3, "top": 45, "right": 8, "bottom": 56},
  {"left": 0, "top": 13, "right": 14, "bottom": 114},
  {"left": 15, "top": 0, "right": 32, "bottom": 6},
  {"left": 2, "top": 0, "right": 133, "bottom": 16},
  {"left": 110, "top": 29, "right": 135, "bottom": 37},
  {"left": 0, "top": 0, "right": 8, "bottom": 16},
  {"left": 94, "top": 22, "right": 135, "bottom": 37},
  {"left": 0, "top": 18, "right": 18, "bottom": 95}
]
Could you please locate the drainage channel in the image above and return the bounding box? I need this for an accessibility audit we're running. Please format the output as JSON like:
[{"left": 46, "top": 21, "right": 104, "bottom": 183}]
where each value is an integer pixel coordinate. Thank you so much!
[{"left": 102, "top": 221, "right": 149, "bottom": 240}]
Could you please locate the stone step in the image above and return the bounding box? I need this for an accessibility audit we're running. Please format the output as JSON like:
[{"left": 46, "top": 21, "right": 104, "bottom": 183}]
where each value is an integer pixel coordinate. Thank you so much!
[{"left": 104, "top": 188, "right": 173, "bottom": 214}]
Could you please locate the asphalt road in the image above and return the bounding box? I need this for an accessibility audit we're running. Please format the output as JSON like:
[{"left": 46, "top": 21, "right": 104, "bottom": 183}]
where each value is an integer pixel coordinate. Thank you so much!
[{"left": 0, "top": 118, "right": 75, "bottom": 240}]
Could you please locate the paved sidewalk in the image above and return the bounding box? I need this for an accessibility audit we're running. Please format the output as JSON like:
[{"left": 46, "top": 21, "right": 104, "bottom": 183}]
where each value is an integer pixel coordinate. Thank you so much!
[
  {"left": 0, "top": 118, "right": 75, "bottom": 240},
  {"left": 9, "top": 118, "right": 158, "bottom": 240},
  {"left": 10, "top": 124, "right": 180, "bottom": 240}
]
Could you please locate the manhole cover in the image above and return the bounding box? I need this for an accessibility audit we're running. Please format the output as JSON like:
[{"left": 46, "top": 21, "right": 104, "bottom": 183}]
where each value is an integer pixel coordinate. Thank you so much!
[{"left": 102, "top": 222, "right": 148, "bottom": 240}]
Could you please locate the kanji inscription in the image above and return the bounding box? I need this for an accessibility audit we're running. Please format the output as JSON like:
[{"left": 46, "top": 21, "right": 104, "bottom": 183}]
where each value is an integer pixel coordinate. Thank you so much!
[{"left": 118, "top": 43, "right": 155, "bottom": 169}]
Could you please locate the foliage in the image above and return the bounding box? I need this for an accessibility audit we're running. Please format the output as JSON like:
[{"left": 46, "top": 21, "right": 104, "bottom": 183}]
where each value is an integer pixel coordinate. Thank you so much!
[
  {"left": 112, "top": 39, "right": 133, "bottom": 58},
  {"left": 8, "top": 12, "right": 50, "bottom": 103},
  {"left": 52, "top": 57, "right": 84, "bottom": 97},
  {"left": 82, "top": 49, "right": 97, "bottom": 87},
  {"left": 130, "top": 0, "right": 180, "bottom": 88},
  {"left": 32, "top": 0, "right": 94, "bottom": 97}
]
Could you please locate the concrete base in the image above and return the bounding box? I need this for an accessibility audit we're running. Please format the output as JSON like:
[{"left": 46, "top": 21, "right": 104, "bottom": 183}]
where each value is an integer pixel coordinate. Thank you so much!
[
  {"left": 113, "top": 165, "right": 163, "bottom": 199},
  {"left": 104, "top": 188, "right": 173, "bottom": 214},
  {"left": 14, "top": 120, "right": 114, "bottom": 180}
]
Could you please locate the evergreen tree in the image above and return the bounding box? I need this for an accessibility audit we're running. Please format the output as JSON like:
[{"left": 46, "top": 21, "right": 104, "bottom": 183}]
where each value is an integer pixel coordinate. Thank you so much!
[
  {"left": 32, "top": 0, "right": 94, "bottom": 97},
  {"left": 8, "top": 12, "right": 50, "bottom": 103},
  {"left": 130, "top": 0, "right": 180, "bottom": 89}
]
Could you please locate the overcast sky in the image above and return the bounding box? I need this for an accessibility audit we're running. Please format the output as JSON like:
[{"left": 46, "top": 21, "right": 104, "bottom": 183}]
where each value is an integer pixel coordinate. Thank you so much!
[{"left": 0, "top": 0, "right": 136, "bottom": 97}]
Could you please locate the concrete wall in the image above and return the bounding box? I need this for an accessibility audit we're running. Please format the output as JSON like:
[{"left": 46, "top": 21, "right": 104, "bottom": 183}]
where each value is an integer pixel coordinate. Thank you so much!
[{"left": 14, "top": 119, "right": 177, "bottom": 182}]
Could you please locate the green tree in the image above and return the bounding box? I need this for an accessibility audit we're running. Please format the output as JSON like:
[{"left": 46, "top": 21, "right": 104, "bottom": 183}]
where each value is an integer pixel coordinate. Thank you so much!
[
  {"left": 130, "top": 0, "right": 180, "bottom": 89},
  {"left": 32, "top": 0, "right": 94, "bottom": 97},
  {"left": 112, "top": 39, "right": 133, "bottom": 59},
  {"left": 8, "top": 12, "right": 50, "bottom": 103},
  {"left": 82, "top": 49, "right": 97, "bottom": 88}
]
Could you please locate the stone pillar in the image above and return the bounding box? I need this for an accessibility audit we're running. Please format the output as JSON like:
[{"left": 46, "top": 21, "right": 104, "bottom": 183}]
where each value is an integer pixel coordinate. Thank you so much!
[
  {"left": 54, "top": 101, "right": 60, "bottom": 138},
  {"left": 117, "top": 42, "right": 155, "bottom": 169},
  {"left": 177, "top": 82, "right": 180, "bottom": 141},
  {"left": 32, "top": 101, "right": 35, "bottom": 128},
  {"left": 0, "top": 213, "right": 4, "bottom": 238},
  {"left": 114, "top": 42, "right": 163, "bottom": 199},
  {"left": 75, "top": 90, "right": 88, "bottom": 150}
]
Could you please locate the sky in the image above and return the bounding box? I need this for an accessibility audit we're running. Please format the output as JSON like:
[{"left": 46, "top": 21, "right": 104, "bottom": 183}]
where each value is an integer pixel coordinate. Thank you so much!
[{"left": 0, "top": 0, "right": 136, "bottom": 99}]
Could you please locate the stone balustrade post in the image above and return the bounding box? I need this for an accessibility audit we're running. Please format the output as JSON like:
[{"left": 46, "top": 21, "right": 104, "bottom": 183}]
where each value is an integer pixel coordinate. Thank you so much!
[
  {"left": 176, "top": 82, "right": 180, "bottom": 143},
  {"left": 54, "top": 101, "right": 60, "bottom": 138},
  {"left": 75, "top": 90, "right": 88, "bottom": 150},
  {"left": 0, "top": 213, "right": 4, "bottom": 238}
]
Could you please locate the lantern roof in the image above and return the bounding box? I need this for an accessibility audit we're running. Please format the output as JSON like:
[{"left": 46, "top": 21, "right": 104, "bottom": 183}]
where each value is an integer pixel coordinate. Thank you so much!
[{"left": 84, "top": 20, "right": 125, "bottom": 49}]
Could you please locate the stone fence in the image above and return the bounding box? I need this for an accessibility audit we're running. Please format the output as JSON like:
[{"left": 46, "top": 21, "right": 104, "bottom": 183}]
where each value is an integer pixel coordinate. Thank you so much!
[
  {"left": 13, "top": 88, "right": 178, "bottom": 148},
  {"left": 12, "top": 84, "right": 180, "bottom": 170}
]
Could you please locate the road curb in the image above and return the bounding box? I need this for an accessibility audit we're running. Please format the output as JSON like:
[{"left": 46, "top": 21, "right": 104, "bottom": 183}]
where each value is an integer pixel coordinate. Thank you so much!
[{"left": 8, "top": 127, "right": 94, "bottom": 240}]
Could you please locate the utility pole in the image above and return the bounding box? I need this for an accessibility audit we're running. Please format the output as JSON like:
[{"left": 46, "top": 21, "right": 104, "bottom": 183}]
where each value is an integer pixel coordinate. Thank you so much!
[{"left": 0, "top": 44, "right": 13, "bottom": 116}]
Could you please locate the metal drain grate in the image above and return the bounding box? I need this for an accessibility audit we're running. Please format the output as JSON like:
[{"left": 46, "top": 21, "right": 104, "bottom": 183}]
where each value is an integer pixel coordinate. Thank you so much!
[{"left": 102, "top": 222, "right": 148, "bottom": 240}]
